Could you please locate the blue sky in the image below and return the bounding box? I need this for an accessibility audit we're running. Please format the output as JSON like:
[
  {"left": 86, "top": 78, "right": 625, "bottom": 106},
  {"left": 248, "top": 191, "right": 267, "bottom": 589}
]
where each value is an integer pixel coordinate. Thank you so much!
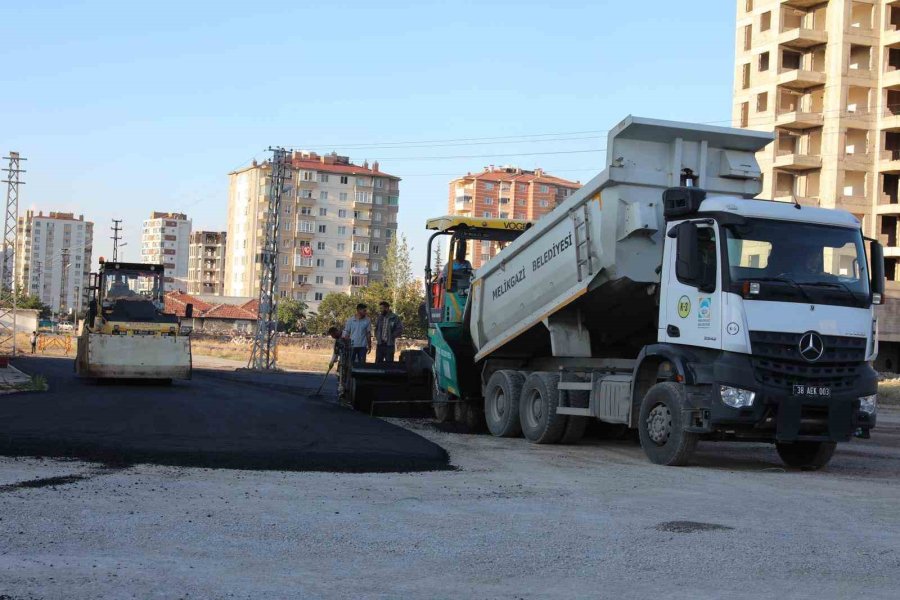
[{"left": 1, "top": 0, "right": 737, "bottom": 271}]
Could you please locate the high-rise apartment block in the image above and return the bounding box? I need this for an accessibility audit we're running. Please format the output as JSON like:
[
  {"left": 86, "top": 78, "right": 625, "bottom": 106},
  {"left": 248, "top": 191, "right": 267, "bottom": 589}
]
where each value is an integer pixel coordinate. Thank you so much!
[
  {"left": 733, "top": 0, "right": 900, "bottom": 352},
  {"left": 15, "top": 210, "right": 94, "bottom": 314},
  {"left": 448, "top": 166, "right": 580, "bottom": 268},
  {"left": 225, "top": 151, "right": 400, "bottom": 310},
  {"left": 140, "top": 212, "right": 191, "bottom": 292},
  {"left": 187, "top": 231, "right": 227, "bottom": 295}
]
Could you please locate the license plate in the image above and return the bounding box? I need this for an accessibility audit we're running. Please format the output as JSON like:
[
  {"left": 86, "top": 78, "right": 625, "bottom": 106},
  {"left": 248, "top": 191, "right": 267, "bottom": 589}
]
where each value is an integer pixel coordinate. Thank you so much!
[{"left": 792, "top": 385, "right": 831, "bottom": 398}]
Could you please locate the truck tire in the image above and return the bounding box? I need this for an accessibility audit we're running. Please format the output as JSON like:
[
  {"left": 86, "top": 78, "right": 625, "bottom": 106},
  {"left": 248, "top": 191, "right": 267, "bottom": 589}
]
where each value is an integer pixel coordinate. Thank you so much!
[
  {"left": 484, "top": 370, "right": 525, "bottom": 437},
  {"left": 638, "top": 382, "right": 698, "bottom": 466},
  {"left": 775, "top": 441, "right": 836, "bottom": 471},
  {"left": 519, "top": 372, "right": 568, "bottom": 444}
]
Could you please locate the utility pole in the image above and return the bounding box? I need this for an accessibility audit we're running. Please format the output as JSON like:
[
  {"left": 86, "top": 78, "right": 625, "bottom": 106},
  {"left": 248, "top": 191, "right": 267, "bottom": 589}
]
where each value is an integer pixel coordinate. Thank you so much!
[
  {"left": 59, "top": 248, "right": 70, "bottom": 317},
  {"left": 249, "top": 147, "right": 290, "bottom": 371},
  {"left": 1, "top": 152, "right": 25, "bottom": 356},
  {"left": 111, "top": 219, "right": 123, "bottom": 262}
]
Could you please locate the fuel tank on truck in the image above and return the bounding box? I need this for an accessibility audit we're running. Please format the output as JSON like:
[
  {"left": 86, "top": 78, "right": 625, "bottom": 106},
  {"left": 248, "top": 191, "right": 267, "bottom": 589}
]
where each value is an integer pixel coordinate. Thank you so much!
[{"left": 467, "top": 116, "right": 773, "bottom": 361}]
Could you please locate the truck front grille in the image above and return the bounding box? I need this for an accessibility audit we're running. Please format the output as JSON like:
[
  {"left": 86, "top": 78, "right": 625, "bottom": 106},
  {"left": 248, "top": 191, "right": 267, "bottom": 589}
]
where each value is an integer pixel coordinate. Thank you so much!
[{"left": 749, "top": 331, "right": 866, "bottom": 392}]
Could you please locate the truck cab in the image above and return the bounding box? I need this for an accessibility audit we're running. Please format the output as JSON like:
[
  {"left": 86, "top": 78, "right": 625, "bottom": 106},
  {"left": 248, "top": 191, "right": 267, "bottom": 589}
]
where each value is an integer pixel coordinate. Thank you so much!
[{"left": 654, "top": 187, "right": 880, "bottom": 458}]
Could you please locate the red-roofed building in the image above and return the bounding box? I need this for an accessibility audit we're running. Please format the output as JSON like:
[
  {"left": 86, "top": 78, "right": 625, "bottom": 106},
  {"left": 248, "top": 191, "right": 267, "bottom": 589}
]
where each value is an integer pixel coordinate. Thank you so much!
[
  {"left": 449, "top": 166, "right": 581, "bottom": 268},
  {"left": 225, "top": 151, "right": 400, "bottom": 310},
  {"left": 164, "top": 291, "right": 258, "bottom": 334}
]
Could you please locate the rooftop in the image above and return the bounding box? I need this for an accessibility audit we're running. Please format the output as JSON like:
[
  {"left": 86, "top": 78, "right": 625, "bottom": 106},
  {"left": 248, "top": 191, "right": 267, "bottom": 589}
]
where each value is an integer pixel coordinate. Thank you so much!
[
  {"left": 453, "top": 165, "right": 580, "bottom": 188},
  {"left": 233, "top": 151, "right": 400, "bottom": 180}
]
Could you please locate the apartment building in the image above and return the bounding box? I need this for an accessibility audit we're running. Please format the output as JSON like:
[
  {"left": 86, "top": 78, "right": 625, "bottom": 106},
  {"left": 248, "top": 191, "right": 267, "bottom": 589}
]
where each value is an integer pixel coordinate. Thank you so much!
[
  {"left": 448, "top": 166, "right": 580, "bottom": 269},
  {"left": 15, "top": 210, "right": 94, "bottom": 314},
  {"left": 140, "top": 212, "right": 191, "bottom": 292},
  {"left": 733, "top": 0, "right": 900, "bottom": 359},
  {"left": 224, "top": 152, "right": 400, "bottom": 310},
  {"left": 187, "top": 231, "right": 227, "bottom": 295}
]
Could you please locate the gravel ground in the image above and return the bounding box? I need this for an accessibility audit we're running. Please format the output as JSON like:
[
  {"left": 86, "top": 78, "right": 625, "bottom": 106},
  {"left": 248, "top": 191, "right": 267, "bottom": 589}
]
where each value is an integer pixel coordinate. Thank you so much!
[{"left": 1, "top": 408, "right": 899, "bottom": 599}]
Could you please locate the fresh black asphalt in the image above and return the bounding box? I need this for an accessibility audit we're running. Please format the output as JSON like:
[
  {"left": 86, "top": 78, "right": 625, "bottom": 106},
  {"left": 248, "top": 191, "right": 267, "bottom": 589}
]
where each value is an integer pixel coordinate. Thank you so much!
[{"left": 0, "top": 357, "right": 450, "bottom": 473}]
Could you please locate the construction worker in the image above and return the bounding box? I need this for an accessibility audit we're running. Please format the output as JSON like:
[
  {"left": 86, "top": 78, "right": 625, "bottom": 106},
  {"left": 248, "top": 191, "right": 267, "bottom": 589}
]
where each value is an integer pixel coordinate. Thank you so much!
[
  {"left": 327, "top": 326, "right": 349, "bottom": 403},
  {"left": 342, "top": 303, "right": 372, "bottom": 364},
  {"left": 374, "top": 301, "right": 403, "bottom": 363}
]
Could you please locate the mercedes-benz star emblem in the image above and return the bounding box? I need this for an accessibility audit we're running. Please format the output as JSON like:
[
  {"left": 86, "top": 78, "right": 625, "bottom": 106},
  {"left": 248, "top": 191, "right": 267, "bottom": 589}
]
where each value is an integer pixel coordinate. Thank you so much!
[{"left": 798, "top": 332, "right": 825, "bottom": 362}]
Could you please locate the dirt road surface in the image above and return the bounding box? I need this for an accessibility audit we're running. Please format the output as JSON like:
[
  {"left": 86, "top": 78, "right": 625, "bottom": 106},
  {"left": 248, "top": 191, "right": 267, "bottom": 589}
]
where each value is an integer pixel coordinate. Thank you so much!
[{"left": 0, "top": 358, "right": 898, "bottom": 599}]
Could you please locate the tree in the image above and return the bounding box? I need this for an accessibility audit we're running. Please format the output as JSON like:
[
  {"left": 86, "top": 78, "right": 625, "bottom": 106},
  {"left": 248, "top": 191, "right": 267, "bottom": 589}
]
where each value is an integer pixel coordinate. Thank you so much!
[
  {"left": 364, "top": 234, "right": 425, "bottom": 338},
  {"left": 1, "top": 287, "right": 52, "bottom": 318},
  {"left": 305, "top": 292, "right": 356, "bottom": 335},
  {"left": 276, "top": 298, "right": 308, "bottom": 333},
  {"left": 433, "top": 240, "right": 444, "bottom": 275}
]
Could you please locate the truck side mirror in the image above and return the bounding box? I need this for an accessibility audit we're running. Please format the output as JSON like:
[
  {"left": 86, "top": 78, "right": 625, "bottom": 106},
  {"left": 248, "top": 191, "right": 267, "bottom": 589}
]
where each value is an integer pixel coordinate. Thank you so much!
[
  {"left": 675, "top": 221, "right": 700, "bottom": 284},
  {"left": 871, "top": 240, "right": 885, "bottom": 305},
  {"left": 185, "top": 303, "right": 194, "bottom": 319}
]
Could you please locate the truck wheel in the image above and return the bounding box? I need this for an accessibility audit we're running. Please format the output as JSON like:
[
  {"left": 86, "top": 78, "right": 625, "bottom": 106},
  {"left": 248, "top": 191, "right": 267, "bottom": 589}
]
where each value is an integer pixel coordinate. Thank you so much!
[
  {"left": 775, "top": 441, "right": 836, "bottom": 471},
  {"left": 484, "top": 370, "right": 525, "bottom": 437},
  {"left": 638, "top": 382, "right": 698, "bottom": 466},
  {"left": 519, "top": 372, "right": 568, "bottom": 444}
]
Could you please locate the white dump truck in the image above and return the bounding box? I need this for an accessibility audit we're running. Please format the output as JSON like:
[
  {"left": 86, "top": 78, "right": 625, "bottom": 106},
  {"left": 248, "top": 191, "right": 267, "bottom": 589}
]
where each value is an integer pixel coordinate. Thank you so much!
[{"left": 433, "top": 116, "right": 884, "bottom": 469}]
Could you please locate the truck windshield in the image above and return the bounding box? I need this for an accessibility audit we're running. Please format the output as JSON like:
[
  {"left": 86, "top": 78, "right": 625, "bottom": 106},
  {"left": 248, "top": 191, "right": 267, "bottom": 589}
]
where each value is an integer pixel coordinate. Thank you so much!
[{"left": 724, "top": 219, "right": 869, "bottom": 306}]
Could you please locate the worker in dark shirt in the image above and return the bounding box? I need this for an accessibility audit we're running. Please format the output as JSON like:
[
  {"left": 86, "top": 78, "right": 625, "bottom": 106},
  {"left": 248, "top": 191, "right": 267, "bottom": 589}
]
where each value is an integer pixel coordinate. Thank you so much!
[{"left": 328, "top": 326, "right": 350, "bottom": 403}]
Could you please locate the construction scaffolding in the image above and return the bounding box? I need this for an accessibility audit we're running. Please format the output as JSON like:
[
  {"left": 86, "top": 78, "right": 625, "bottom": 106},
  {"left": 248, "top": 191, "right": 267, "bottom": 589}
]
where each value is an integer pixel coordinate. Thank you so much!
[
  {"left": 248, "top": 147, "right": 290, "bottom": 371},
  {"left": 0, "top": 152, "right": 25, "bottom": 356}
]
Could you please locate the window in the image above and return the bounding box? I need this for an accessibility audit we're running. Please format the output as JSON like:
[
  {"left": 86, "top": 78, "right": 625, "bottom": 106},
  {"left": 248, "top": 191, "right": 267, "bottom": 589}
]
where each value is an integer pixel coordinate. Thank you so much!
[
  {"left": 539, "top": 200, "right": 549, "bottom": 208},
  {"left": 499, "top": 197, "right": 510, "bottom": 204},
  {"left": 745, "top": 0, "right": 752, "bottom": 12},
  {"left": 301, "top": 171, "right": 313, "bottom": 181},
  {"left": 757, "top": 91, "right": 768, "bottom": 113},
  {"left": 483, "top": 211, "right": 492, "bottom": 218},
  {"left": 372, "top": 228, "right": 381, "bottom": 238},
  {"left": 335, "top": 276, "right": 344, "bottom": 285},
  {"left": 318, "top": 208, "right": 327, "bottom": 217},
  {"left": 740, "top": 102, "right": 749, "bottom": 127},
  {"left": 484, "top": 197, "right": 493, "bottom": 205},
  {"left": 337, "top": 242, "right": 346, "bottom": 252},
  {"left": 500, "top": 212, "right": 509, "bottom": 219},
  {"left": 336, "top": 259, "right": 345, "bottom": 268},
  {"left": 373, "top": 244, "right": 380, "bottom": 255},
  {"left": 385, "top": 229, "right": 393, "bottom": 239},
  {"left": 374, "top": 195, "right": 383, "bottom": 205},
  {"left": 299, "top": 221, "right": 314, "bottom": 233},
  {"left": 317, "top": 173, "right": 329, "bottom": 183},
  {"left": 318, "top": 225, "right": 327, "bottom": 233},
  {"left": 481, "top": 253, "right": 491, "bottom": 262},
  {"left": 517, "top": 199, "right": 526, "bottom": 207},
  {"left": 759, "top": 51, "right": 769, "bottom": 72},
  {"left": 338, "top": 226, "right": 347, "bottom": 235},
  {"left": 374, "top": 178, "right": 384, "bottom": 188},
  {"left": 353, "top": 241, "right": 369, "bottom": 253},
  {"left": 315, "top": 292, "right": 323, "bottom": 301},
  {"left": 387, "top": 196, "right": 399, "bottom": 205},
  {"left": 319, "top": 191, "right": 328, "bottom": 201},
  {"left": 676, "top": 225, "right": 717, "bottom": 291},
  {"left": 316, "top": 258, "right": 325, "bottom": 267},
  {"left": 742, "top": 63, "right": 750, "bottom": 89},
  {"left": 315, "top": 275, "right": 324, "bottom": 284},
  {"left": 373, "top": 212, "right": 382, "bottom": 222},
  {"left": 338, "top": 209, "right": 347, "bottom": 218},
  {"left": 744, "top": 24, "right": 752, "bottom": 51},
  {"left": 371, "top": 261, "right": 380, "bottom": 272},
  {"left": 518, "top": 184, "right": 527, "bottom": 192},
  {"left": 339, "top": 192, "right": 348, "bottom": 202},
  {"left": 760, "top": 11, "right": 770, "bottom": 32},
  {"left": 317, "top": 242, "right": 326, "bottom": 250},
  {"left": 356, "top": 177, "right": 368, "bottom": 186},
  {"left": 340, "top": 176, "right": 348, "bottom": 184},
  {"left": 301, "top": 189, "right": 313, "bottom": 199},
  {"left": 484, "top": 182, "right": 495, "bottom": 190},
  {"left": 301, "top": 206, "right": 312, "bottom": 215},
  {"left": 356, "top": 191, "right": 370, "bottom": 203}
]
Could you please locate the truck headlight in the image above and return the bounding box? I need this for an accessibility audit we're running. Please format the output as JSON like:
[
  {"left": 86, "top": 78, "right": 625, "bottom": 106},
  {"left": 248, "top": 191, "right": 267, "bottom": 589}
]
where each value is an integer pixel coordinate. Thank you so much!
[
  {"left": 859, "top": 394, "right": 877, "bottom": 415},
  {"left": 720, "top": 385, "right": 756, "bottom": 408}
]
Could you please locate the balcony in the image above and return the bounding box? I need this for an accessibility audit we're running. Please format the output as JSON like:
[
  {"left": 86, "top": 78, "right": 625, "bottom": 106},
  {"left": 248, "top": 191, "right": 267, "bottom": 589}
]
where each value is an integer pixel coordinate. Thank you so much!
[
  {"left": 773, "top": 152, "right": 822, "bottom": 170},
  {"left": 781, "top": 0, "right": 823, "bottom": 8},
  {"left": 774, "top": 110, "right": 823, "bottom": 129},
  {"left": 881, "top": 151, "right": 900, "bottom": 172},
  {"left": 885, "top": 110, "right": 900, "bottom": 132},
  {"left": 779, "top": 28, "right": 827, "bottom": 49},
  {"left": 839, "top": 195, "right": 870, "bottom": 213},
  {"left": 885, "top": 69, "right": 900, "bottom": 90},
  {"left": 777, "top": 69, "right": 826, "bottom": 90},
  {"left": 877, "top": 202, "right": 900, "bottom": 215}
]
